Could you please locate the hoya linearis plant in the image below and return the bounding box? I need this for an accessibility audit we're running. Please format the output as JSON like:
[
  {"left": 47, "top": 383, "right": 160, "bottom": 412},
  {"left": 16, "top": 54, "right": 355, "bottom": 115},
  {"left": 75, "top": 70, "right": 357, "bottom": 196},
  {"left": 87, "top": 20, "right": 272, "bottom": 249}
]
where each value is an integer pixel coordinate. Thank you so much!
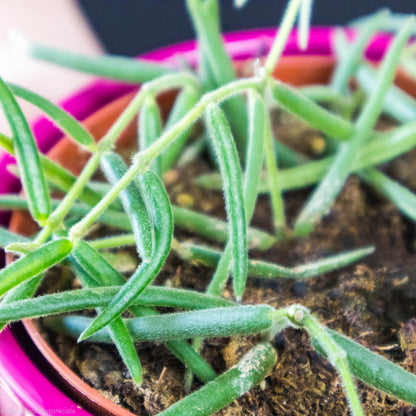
[{"left": 1, "top": 0, "right": 416, "bottom": 415}]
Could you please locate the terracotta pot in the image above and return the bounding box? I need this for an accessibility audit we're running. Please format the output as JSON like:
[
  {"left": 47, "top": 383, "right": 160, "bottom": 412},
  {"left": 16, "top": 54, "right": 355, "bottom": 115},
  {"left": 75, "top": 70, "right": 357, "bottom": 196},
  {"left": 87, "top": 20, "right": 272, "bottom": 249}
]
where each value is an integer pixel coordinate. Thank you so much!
[{"left": 2, "top": 28, "right": 415, "bottom": 415}]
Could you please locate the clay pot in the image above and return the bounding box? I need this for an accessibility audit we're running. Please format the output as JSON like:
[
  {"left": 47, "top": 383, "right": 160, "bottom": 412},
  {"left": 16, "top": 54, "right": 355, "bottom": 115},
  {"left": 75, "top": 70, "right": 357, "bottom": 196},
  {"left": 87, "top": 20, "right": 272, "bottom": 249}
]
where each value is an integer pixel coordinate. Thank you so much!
[{"left": 1, "top": 28, "right": 413, "bottom": 415}]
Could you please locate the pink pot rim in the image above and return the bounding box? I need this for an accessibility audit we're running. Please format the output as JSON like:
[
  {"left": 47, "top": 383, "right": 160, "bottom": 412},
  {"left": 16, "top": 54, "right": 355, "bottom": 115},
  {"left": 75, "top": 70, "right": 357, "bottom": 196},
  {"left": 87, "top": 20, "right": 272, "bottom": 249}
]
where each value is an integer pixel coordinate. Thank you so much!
[{"left": 0, "top": 27, "right": 395, "bottom": 415}]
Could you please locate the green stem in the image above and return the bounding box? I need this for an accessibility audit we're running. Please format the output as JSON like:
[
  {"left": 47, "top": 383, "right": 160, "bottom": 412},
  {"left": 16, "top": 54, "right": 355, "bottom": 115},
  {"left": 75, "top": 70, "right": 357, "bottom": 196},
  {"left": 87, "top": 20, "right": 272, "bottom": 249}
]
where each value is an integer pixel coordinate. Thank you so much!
[
  {"left": 286, "top": 305, "right": 364, "bottom": 416},
  {"left": 38, "top": 72, "right": 197, "bottom": 245},
  {"left": 264, "top": 0, "right": 302, "bottom": 75},
  {"left": 264, "top": 110, "right": 286, "bottom": 238},
  {"left": 69, "top": 77, "right": 262, "bottom": 241}
]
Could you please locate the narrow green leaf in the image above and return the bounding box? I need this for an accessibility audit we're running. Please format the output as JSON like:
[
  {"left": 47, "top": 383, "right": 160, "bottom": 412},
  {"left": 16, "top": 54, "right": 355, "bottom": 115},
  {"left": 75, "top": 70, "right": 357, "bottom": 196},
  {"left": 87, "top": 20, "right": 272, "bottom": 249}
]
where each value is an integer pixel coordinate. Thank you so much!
[
  {"left": 264, "top": 0, "right": 302, "bottom": 75},
  {"left": 331, "top": 9, "right": 389, "bottom": 94},
  {"left": 186, "top": 0, "right": 248, "bottom": 152},
  {"left": 198, "top": 41, "right": 217, "bottom": 91},
  {"left": 298, "top": 0, "right": 313, "bottom": 50},
  {"left": 79, "top": 171, "right": 173, "bottom": 340},
  {"left": 0, "top": 227, "right": 29, "bottom": 248},
  {"left": 360, "top": 168, "right": 416, "bottom": 222},
  {"left": 158, "top": 343, "right": 277, "bottom": 416},
  {"left": 139, "top": 96, "right": 163, "bottom": 176},
  {"left": 244, "top": 92, "right": 266, "bottom": 221},
  {"left": 0, "top": 273, "right": 44, "bottom": 332},
  {"left": 264, "top": 110, "right": 286, "bottom": 237},
  {"left": 0, "top": 286, "right": 235, "bottom": 323},
  {"left": 294, "top": 18, "right": 415, "bottom": 235},
  {"left": 174, "top": 240, "right": 374, "bottom": 279},
  {"left": 189, "top": 103, "right": 269, "bottom": 386},
  {"left": 72, "top": 241, "right": 126, "bottom": 287},
  {"left": 173, "top": 205, "right": 275, "bottom": 250},
  {"left": 28, "top": 42, "right": 173, "bottom": 83},
  {"left": 70, "top": 251, "right": 142, "bottom": 384},
  {"left": 100, "top": 152, "right": 153, "bottom": 261},
  {"left": 355, "top": 17, "right": 415, "bottom": 134},
  {"left": 107, "top": 318, "right": 143, "bottom": 384},
  {"left": 165, "top": 340, "right": 216, "bottom": 384},
  {"left": 87, "top": 234, "right": 136, "bottom": 250},
  {"left": 47, "top": 305, "right": 274, "bottom": 343},
  {"left": 0, "top": 238, "right": 72, "bottom": 297},
  {"left": 9, "top": 83, "right": 96, "bottom": 150},
  {"left": 314, "top": 329, "right": 416, "bottom": 406},
  {"left": 0, "top": 77, "right": 50, "bottom": 225},
  {"left": 0, "top": 133, "right": 102, "bottom": 207},
  {"left": 348, "top": 10, "right": 413, "bottom": 32},
  {"left": 207, "top": 91, "right": 266, "bottom": 296},
  {"left": 270, "top": 80, "right": 355, "bottom": 141},
  {"left": 291, "top": 307, "right": 364, "bottom": 416},
  {"left": 205, "top": 104, "right": 248, "bottom": 300},
  {"left": 356, "top": 64, "right": 416, "bottom": 124},
  {"left": 297, "top": 85, "right": 362, "bottom": 117},
  {"left": 162, "top": 86, "right": 201, "bottom": 172}
]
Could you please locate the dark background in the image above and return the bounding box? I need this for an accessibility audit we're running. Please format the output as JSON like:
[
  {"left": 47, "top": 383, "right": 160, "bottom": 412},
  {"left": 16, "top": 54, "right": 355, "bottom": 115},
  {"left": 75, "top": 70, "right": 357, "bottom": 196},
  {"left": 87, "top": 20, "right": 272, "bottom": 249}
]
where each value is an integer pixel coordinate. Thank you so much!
[{"left": 78, "top": 0, "right": 415, "bottom": 56}]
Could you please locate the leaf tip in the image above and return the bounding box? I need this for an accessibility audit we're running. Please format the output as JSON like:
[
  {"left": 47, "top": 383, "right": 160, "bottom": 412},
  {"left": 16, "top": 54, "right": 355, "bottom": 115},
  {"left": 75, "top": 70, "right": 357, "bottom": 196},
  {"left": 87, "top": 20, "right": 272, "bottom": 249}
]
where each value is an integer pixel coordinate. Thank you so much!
[{"left": 77, "top": 327, "right": 92, "bottom": 343}]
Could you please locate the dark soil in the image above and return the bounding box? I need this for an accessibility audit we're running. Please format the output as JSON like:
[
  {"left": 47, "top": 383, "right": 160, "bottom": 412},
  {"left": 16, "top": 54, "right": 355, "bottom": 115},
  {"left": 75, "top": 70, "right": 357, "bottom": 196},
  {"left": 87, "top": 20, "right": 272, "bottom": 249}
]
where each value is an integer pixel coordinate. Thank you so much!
[{"left": 39, "top": 111, "right": 416, "bottom": 415}]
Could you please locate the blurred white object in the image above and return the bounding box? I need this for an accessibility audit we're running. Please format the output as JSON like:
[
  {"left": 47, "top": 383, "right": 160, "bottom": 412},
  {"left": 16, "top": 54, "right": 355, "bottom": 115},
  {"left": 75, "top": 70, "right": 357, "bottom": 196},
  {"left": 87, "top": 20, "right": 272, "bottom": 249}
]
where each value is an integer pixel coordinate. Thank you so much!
[{"left": 0, "top": 0, "right": 103, "bottom": 134}]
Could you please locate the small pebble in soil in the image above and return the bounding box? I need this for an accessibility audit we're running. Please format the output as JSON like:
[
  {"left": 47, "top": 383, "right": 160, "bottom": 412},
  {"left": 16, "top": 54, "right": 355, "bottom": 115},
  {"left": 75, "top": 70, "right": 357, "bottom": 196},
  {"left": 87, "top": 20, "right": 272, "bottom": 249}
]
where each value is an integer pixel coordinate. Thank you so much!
[
  {"left": 176, "top": 193, "right": 195, "bottom": 208},
  {"left": 328, "top": 288, "right": 341, "bottom": 300},
  {"left": 310, "top": 135, "right": 326, "bottom": 155},
  {"left": 273, "top": 332, "right": 286, "bottom": 352},
  {"left": 293, "top": 281, "right": 308, "bottom": 298},
  {"left": 163, "top": 169, "right": 179, "bottom": 186}
]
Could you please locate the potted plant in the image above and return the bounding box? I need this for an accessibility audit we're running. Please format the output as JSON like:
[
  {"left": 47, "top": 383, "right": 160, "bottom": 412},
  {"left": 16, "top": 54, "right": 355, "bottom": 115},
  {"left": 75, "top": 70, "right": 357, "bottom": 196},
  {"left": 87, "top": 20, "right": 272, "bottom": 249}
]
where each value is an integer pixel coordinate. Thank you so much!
[{"left": 1, "top": 1, "right": 416, "bottom": 415}]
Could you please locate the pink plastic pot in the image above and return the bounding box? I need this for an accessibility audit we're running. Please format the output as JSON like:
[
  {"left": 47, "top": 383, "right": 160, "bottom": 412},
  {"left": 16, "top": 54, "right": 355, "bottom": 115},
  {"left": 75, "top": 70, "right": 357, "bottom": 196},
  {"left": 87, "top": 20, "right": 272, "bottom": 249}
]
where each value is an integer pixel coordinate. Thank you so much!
[{"left": 0, "top": 28, "right": 401, "bottom": 415}]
